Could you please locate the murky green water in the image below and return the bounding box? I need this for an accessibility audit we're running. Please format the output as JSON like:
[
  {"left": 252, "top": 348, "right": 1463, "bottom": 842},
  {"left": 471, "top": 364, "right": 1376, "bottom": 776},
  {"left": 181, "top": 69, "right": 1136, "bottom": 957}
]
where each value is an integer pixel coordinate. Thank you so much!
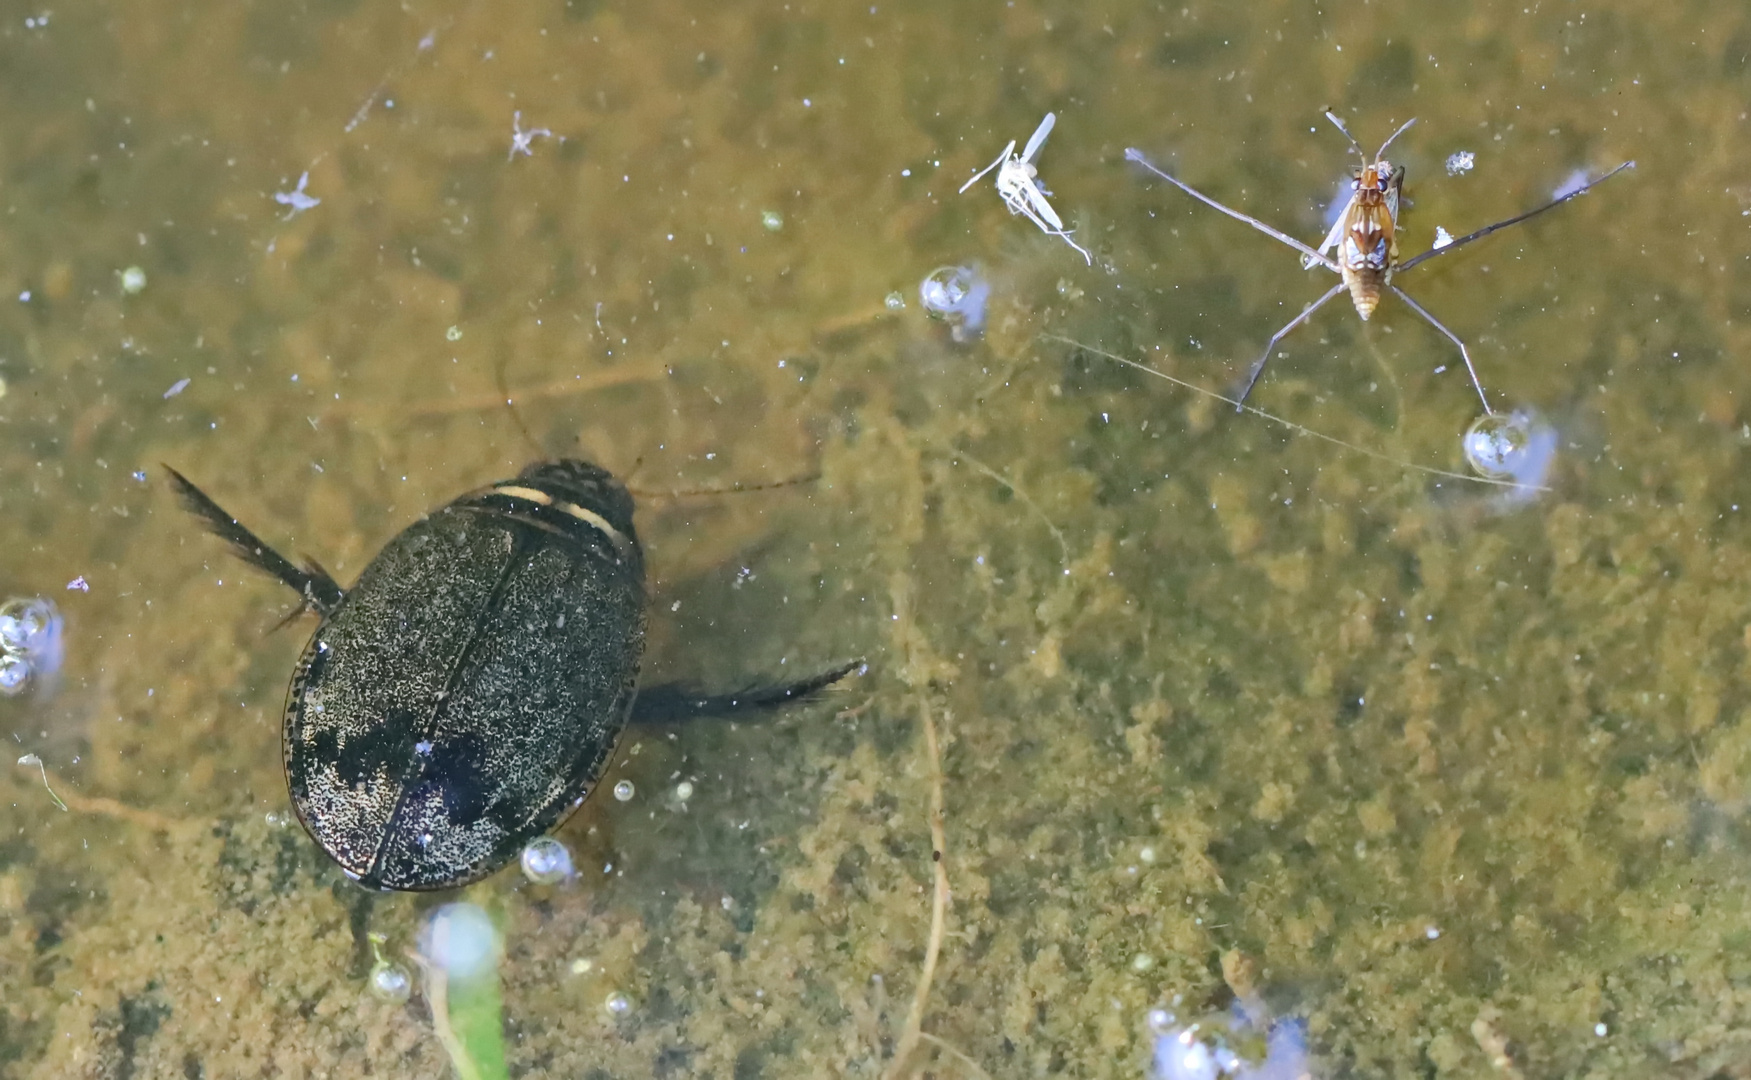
[{"left": 3, "top": 0, "right": 1750, "bottom": 1076}]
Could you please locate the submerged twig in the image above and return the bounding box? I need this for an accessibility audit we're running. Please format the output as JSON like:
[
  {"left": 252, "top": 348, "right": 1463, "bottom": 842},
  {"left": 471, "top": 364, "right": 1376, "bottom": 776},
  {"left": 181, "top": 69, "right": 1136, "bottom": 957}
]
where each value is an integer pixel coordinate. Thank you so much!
[
  {"left": 1042, "top": 334, "right": 1544, "bottom": 491},
  {"left": 10, "top": 755, "right": 193, "bottom": 831},
  {"left": 930, "top": 440, "right": 1071, "bottom": 574},
  {"left": 411, "top": 955, "right": 481, "bottom": 1080},
  {"left": 16, "top": 754, "right": 67, "bottom": 813},
  {"left": 919, "top": 1033, "right": 995, "bottom": 1080},
  {"left": 885, "top": 581, "right": 966, "bottom": 1080}
]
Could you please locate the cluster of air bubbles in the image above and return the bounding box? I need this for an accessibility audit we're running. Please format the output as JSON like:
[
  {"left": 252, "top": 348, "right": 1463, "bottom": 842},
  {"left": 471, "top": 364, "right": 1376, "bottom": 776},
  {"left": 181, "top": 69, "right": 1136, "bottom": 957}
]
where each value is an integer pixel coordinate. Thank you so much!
[
  {"left": 918, "top": 265, "right": 990, "bottom": 342},
  {"left": 1148, "top": 1007, "right": 1310, "bottom": 1080},
  {"left": 1151, "top": 1016, "right": 1243, "bottom": 1080},
  {"left": 520, "top": 837, "right": 575, "bottom": 884},
  {"left": 1445, "top": 150, "right": 1476, "bottom": 176},
  {"left": 0, "top": 598, "right": 63, "bottom": 697},
  {"left": 422, "top": 903, "right": 500, "bottom": 982},
  {"left": 1463, "top": 408, "right": 1557, "bottom": 496}
]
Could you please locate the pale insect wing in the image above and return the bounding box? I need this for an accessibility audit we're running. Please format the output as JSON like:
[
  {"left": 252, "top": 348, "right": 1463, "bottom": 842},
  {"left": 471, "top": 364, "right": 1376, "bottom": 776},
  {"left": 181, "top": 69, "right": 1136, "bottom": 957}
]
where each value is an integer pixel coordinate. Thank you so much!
[
  {"left": 960, "top": 140, "right": 1017, "bottom": 194},
  {"left": 1021, "top": 112, "right": 1057, "bottom": 163},
  {"left": 1021, "top": 174, "right": 1066, "bottom": 230},
  {"left": 1314, "top": 207, "right": 1348, "bottom": 257}
]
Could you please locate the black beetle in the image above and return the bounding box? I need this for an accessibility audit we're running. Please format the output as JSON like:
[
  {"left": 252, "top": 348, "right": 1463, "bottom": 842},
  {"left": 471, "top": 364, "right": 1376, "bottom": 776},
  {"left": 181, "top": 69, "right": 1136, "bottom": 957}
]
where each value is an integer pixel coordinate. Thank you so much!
[{"left": 167, "top": 459, "right": 858, "bottom": 891}]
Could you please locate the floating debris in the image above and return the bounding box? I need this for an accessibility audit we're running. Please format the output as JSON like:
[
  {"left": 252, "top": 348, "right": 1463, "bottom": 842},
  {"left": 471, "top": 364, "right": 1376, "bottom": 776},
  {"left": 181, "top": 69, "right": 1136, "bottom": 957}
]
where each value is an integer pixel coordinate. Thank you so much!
[
  {"left": 1433, "top": 226, "right": 1454, "bottom": 250},
  {"left": 163, "top": 378, "right": 191, "bottom": 399},
  {"left": 418, "top": 903, "right": 508, "bottom": 1080},
  {"left": 15, "top": 753, "right": 68, "bottom": 812},
  {"left": 1445, "top": 150, "right": 1476, "bottom": 176}
]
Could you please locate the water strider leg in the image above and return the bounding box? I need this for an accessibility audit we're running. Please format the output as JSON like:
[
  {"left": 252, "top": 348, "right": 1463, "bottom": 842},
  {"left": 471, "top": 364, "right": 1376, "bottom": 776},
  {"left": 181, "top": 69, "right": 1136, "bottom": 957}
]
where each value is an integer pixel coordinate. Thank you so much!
[
  {"left": 1125, "top": 149, "right": 1341, "bottom": 273},
  {"left": 1397, "top": 161, "right": 1635, "bottom": 274},
  {"left": 1388, "top": 285, "right": 1493, "bottom": 415},
  {"left": 1236, "top": 281, "right": 1349, "bottom": 410}
]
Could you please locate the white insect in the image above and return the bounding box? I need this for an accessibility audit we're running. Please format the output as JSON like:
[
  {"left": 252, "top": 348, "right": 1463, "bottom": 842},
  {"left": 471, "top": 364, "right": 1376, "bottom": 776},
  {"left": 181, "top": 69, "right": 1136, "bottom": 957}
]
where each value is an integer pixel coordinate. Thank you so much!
[
  {"left": 508, "top": 110, "right": 553, "bottom": 161},
  {"left": 959, "top": 112, "right": 1091, "bottom": 265},
  {"left": 273, "top": 171, "right": 321, "bottom": 219}
]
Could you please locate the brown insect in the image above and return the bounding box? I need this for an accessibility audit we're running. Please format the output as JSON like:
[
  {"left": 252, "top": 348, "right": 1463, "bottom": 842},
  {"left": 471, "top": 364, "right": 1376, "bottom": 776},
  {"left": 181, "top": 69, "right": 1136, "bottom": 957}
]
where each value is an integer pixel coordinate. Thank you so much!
[{"left": 1126, "top": 111, "right": 1634, "bottom": 413}]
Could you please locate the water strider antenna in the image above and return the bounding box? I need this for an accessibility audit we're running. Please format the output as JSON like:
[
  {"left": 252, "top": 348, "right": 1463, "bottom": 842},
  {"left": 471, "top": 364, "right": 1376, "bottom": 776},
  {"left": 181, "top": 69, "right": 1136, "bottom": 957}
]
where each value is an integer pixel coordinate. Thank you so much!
[
  {"left": 1374, "top": 117, "right": 1417, "bottom": 160},
  {"left": 1322, "top": 107, "right": 1368, "bottom": 166}
]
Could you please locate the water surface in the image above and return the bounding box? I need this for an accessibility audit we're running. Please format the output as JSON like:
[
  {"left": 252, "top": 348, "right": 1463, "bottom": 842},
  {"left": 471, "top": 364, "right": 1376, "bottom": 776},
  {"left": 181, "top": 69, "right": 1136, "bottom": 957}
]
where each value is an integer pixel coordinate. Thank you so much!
[{"left": 2, "top": 1, "right": 1749, "bottom": 1077}]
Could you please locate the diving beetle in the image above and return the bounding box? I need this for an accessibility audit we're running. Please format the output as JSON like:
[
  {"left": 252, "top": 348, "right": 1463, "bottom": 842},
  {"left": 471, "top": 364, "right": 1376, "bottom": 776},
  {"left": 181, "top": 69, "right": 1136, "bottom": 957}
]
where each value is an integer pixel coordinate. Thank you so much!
[{"left": 168, "top": 459, "right": 858, "bottom": 891}]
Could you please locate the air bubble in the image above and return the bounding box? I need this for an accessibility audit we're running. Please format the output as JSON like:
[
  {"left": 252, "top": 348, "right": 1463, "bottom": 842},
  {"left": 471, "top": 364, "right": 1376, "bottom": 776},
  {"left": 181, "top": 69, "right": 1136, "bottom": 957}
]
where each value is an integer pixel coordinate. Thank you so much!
[
  {"left": 612, "top": 779, "right": 635, "bottom": 802},
  {"left": 0, "top": 656, "right": 30, "bottom": 695},
  {"left": 422, "top": 903, "right": 499, "bottom": 982},
  {"left": 919, "top": 265, "right": 989, "bottom": 342},
  {"left": 0, "top": 598, "right": 62, "bottom": 697},
  {"left": 0, "top": 598, "right": 55, "bottom": 653},
  {"left": 520, "top": 837, "right": 574, "bottom": 884},
  {"left": 604, "top": 991, "right": 632, "bottom": 1016},
  {"left": 370, "top": 962, "right": 412, "bottom": 1003},
  {"left": 1462, "top": 408, "right": 1556, "bottom": 492}
]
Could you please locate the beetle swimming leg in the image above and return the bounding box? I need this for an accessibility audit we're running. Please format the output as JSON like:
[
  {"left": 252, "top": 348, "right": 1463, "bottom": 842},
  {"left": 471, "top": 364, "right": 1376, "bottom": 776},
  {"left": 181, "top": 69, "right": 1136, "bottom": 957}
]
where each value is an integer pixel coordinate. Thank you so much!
[
  {"left": 164, "top": 465, "right": 345, "bottom": 615},
  {"left": 629, "top": 659, "right": 865, "bottom": 724}
]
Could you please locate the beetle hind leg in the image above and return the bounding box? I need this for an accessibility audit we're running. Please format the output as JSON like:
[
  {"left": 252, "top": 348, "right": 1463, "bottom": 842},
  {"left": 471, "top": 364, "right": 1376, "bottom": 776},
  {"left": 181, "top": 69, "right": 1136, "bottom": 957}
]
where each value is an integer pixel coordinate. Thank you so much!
[
  {"left": 629, "top": 659, "right": 865, "bottom": 725},
  {"left": 163, "top": 465, "right": 344, "bottom": 615}
]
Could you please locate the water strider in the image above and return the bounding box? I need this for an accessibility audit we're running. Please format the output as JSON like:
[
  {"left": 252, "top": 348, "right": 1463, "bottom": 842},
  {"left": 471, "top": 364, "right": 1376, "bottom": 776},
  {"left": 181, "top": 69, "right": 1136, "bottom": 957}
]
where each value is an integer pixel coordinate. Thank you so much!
[{"left": 1127, "top": 110, "right": 1634, "bottom": 412}]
